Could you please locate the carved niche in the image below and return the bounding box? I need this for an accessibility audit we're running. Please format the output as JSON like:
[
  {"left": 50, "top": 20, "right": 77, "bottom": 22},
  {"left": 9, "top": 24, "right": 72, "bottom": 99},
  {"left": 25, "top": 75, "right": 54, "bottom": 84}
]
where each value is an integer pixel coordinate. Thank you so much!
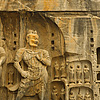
[
  {"left": 69, "top": 87, "right": 93, "bottom": 100},
  {"left": 67, "top": 60, "right": 93, "bottom": 86},
  {"left": 50, "top": 81, "right": 65, "bottom": 100},
  {"left": 50, "top": 56, "right": 66, "bottom": 100},
  {"left": 66, "top": 60, "right": 93, "bottom": 100}
]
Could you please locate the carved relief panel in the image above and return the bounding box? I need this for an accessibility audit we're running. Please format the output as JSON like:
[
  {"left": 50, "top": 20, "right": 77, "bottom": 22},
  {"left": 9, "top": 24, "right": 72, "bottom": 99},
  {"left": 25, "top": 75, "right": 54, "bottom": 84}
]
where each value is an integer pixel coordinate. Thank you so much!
[
  {"left": 67, "top": 60, "right": 93, "bottom": 86},
  {"left": 51, "top": 56, "right": 66, "bottom": 81},
  {"left": 0, "top": 12, "right": 65, "bottom": 100},
  {"left": 0, "top": 9, "right": 98, "bottom": 100},
  {"left": 69, "top": 87, "right": 93, "bottom": 100},
  {"left": 50, "top": 81, "right": 65, "bottom": 100},
  {"left": 66, "top": 60, "right": 93, "bottom": 100}
]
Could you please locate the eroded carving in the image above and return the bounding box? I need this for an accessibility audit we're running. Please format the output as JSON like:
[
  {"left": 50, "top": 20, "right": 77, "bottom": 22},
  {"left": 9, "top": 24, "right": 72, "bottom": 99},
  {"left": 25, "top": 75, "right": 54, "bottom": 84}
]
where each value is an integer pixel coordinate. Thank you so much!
[
  {"left": 77, "top": 89, "right": 83, "bottom": 100},
  {"left": 69, "top": 87, "right": 93, "bottom": 100},
  {"left": 69, "top": 65, "right": 75, "bottom": 84},
  {"left": 60, "top": 88, "right": 65, "bottom": 100},
  {"left": 84, "top": 65, "right": 90, "bottom": 84},
  {"left": 60, "top": 63, "right": 66, "bottom": 79},
  {"left": 14, "top": 30, "right": 51, "bottom": 100},
  {"left": 76, "top": 65, "right": 82, "bottom": 84},
  {"left": 8, "top": 67, "right": 14, "bottom": 85},
  {"left": 69, "top": 90, "right": 75, "bottom": 100},
  {"left": 0, "top": 11, "right": 96, "bottom": 100},
  {"left": 54, "top": 62, "right": 60, "bottom": 79},
  {"left": 51, "top": 86, "right": 58, "bottom": 100},
  {"left": 84, "top": 90, "right": 91, "bottom": 100}
]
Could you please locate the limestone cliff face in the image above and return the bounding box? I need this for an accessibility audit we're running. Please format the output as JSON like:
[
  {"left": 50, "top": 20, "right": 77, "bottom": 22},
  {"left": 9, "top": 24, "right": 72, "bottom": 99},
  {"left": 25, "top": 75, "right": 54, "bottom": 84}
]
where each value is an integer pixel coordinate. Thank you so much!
[
  {"left": 0, "top": 0, "right": 100, "bottom": 100},
  {"left": 0, "top": 0, "right": 100, "bottom": 11}
]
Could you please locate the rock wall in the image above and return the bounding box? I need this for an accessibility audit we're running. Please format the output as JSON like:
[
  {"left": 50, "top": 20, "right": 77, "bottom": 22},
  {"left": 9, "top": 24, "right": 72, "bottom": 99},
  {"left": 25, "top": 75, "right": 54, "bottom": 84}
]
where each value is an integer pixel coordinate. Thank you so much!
[{"left": 0, "top": 0, "right": 100, "bottom": 100}]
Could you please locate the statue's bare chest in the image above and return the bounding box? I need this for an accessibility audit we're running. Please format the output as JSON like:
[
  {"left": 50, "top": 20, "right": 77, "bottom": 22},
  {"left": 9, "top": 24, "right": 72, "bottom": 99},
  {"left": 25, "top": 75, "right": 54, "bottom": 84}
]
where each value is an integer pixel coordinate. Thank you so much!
[{"left": 23, "top": 49, "right": 42, "bottom": 68}]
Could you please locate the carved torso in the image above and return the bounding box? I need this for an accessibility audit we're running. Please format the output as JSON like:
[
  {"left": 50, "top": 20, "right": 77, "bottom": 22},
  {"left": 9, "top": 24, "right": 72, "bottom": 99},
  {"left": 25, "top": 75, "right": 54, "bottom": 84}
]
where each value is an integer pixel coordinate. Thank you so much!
[
  {"left": 23, "top": 49, "right": 43, "bottom": 80},
  {"left": 15, "top": 48, "right": 49, "bottom": 81}
]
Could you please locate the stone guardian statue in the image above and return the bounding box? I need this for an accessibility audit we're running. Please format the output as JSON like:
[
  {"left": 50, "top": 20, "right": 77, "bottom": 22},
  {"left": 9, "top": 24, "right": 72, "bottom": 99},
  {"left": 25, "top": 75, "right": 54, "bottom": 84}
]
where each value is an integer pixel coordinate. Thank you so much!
[{"left": 14, "top": 30, "right": 51, "bottom": 100}]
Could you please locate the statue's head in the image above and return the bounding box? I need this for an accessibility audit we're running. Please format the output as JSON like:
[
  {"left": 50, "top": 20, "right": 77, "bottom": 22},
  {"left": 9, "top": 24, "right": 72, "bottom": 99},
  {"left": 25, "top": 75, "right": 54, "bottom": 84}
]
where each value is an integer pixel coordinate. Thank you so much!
[{"left": 26, "top": 30, "right": 39, "bottom": 47}]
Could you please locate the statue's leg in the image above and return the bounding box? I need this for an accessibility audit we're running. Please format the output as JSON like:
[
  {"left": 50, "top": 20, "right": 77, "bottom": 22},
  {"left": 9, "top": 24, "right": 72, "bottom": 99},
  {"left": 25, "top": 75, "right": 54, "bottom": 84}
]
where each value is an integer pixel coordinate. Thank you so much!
[
  {"left": 38, "top": 71, "right": 48, "bottom": 100},
  {"left": 38, "top": 83, "right": 46, "bottom": 100},
  {"left": 0, "top": 67, "right": 2, "bottom": 86},
  {"left": 38, "top": 86, "right": 45, "bottom": 100},
  {"left": 0, "top": 67, "right": 2, "bottom": 78},
  {"left": 16, "top": 78, "right": 32, "bottom": 100}
]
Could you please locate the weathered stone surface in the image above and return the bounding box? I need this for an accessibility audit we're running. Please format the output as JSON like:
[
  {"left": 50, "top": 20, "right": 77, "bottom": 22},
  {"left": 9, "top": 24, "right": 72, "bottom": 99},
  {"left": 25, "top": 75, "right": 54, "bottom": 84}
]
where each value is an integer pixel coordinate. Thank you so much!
[
  {"left": 0, "top": 0, "right": 100, "bottom": 11},
  {"left": 0, "top": 0, "right": 100, "bottom": 100}
]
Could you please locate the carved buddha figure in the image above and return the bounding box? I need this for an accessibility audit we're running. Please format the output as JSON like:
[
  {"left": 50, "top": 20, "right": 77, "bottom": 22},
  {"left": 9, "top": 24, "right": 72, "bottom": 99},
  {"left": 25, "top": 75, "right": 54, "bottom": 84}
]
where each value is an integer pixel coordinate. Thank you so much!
[
  {"left": 77, "top": 89, "right": 83, "bottom": 100},
  {"left": 14, "top": 30, "right": 51, "bottom": 100},
  {"left": 8, "top": 68, "right": 14, "bottom": 85},
  {"left": 76, "top": 65, "right": 82, "bottom": 84},
  {"left": 60, "top": 63, "right": 66, "bottom": 78},
  {"left": 69, "top": 90, "right": 75, "bottom": 100},
  {"left": 84, "top": 65, "right": 90, "bottom": 84},
  {"left": 69, "top": 65, "right": 75, "bottom": 84},
  {"left": 51, "top": 86, "right": 58, "bottom": 100},
  {"left": 54, "top": 62, "right": 59, "bottom": 79},
  {"left": 84, "top": 90, "right": 91, "bottom": 100},
  {"left": 60, "top": 88, "right": 65, "bottom": 100}
]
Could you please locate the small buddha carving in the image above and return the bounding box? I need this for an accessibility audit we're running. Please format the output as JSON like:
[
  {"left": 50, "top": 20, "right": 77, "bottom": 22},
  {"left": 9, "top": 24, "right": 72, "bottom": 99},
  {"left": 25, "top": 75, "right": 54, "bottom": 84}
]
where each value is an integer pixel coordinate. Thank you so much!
[
  {"left": 84, "top": 90, "right": 91, "bottom": 100},
  {"left": 60, "top": 88, "right": 65, "bottom": 100},
  {"left": 84, "top": 65, "right": 90, "bottom": 84},
  {"left": 69, "top": 66, "right": 75, "bottom": 84},
  {"left": 77, "top": 89, "right": 83, "bottom": 100},
  {"left": 60, "top": 63, "right": 66, "bottom": 78},
  {"left": 69, "top": 90, "right": 75, "bottom": 100},
  {"left": 76, "top": 65, "right": 82, "bottom": 84},
  {"left": 54, "top": 62, "right": 60, "bottom": 79},
  {"left": 51, "top": 86, "right": 58, "bottom": 100},
  {"left": 8, "top": 68, "right": 14, "bottom": 85}
]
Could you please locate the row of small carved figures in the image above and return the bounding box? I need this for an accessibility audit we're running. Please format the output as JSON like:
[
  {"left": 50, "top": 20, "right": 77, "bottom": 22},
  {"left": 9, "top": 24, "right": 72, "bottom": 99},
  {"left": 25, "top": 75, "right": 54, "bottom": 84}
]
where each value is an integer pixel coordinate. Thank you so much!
[
  {"left": 68, "top": 65, "right": 91, "bottom": 85},
  {"left": 53, "top": 63, "right": 91, "bottom": 85},
  {"left": 69, "top": 89, "right": 92, "bottom": 100},
  {"left": 51, "top": 86, "right": 65, "bottom": 100}
]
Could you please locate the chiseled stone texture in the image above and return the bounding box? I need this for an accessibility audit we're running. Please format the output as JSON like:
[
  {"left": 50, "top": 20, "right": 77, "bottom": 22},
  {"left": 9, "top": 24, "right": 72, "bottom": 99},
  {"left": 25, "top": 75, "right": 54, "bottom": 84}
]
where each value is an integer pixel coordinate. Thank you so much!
[
  {"left": 0, "top": 0, "right": 100, "bottom": 100},
  {"left": 0, "top": 0, "right": 100, "bottom": 11}
]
